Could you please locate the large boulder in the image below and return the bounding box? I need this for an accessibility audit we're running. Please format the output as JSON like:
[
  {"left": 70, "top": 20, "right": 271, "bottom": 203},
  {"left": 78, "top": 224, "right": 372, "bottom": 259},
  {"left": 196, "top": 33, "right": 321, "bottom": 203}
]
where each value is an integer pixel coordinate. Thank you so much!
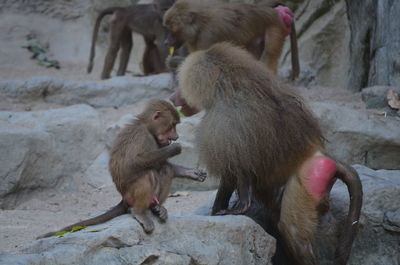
[
  {"left": 0, "top": 104, "right": 104, "bottom": 209},
  {"left": 0, "top": 74, "right": 172, "bottom": 108},
  {"left": 311, "top": 102, "right": 400, "bottom": 169},
  {"left": 346, "top": 0, "right": 400, "bottom": 91},
  {"left": 280, "top": 0, "right": 350, "bottom": 88},
  {"left": 0, "top": 214, "right": 276, "bottom": 265}
]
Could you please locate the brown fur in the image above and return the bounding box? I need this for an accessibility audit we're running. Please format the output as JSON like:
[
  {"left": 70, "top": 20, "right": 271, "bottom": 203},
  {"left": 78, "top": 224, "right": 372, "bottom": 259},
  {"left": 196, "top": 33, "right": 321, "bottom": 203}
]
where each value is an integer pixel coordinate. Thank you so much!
[
  {"left": 163, "top": 0, "right": 299, "bottom": 79},
  {"left": 87, "top": 2, "right": 174, "bottom": 80},
  {"left": 37, "top": 100, "right": 206, "bottom": 238},
  {"left": 175, "top": 43, "right": 362, "bottom": 265}
]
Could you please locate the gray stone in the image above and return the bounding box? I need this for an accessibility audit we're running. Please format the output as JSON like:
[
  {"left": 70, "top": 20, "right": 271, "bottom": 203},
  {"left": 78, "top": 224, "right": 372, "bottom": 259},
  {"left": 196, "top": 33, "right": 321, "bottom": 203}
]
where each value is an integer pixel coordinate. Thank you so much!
[
  {"left": 383, "top": 208, "right": 400, "bottom": 233},
  {"left": 280, "top": 0, "right": 350, "bottom": 88},
  {"left": 0, "top": 104, "right": 104, "bottom": 209},
  {"left": 346, "top": 0, "right": 400, "bottom": 91},
  {"left": 311, "top": 102, "right": 400, "bottom": 169},
  {"left": 0, "top": 214, "right": 276, "bottom": 265},
  {"left": 361, "top": 86, "right": 400, "bottom": 110},
  {"left": 0, "top": 74, "right": 173, "bottom": 108}
]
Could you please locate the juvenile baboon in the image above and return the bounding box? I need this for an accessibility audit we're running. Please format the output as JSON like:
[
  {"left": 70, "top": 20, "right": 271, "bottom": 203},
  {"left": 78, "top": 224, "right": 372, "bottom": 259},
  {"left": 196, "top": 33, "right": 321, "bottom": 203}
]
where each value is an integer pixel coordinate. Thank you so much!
[
  {"left": 38, "top": 100, "right": 206, "bottom": 238},
  {"left": 172, "top": 43, "right": 362, "bottom": 265},
  {"left": 87, "top": 2, "right": 175, "bottom": 79},
  {"left": 163, "top": 0, "right": 300, "bottom": 79}
]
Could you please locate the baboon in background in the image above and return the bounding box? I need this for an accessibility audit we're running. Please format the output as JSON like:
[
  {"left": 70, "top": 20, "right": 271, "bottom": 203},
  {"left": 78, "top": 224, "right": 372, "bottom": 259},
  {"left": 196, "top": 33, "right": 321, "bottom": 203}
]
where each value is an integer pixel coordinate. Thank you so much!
[
  {"left": 163, "top": 0, "right": 300, "bottom": 79},
  {"left": 172, "top": 43, "right": 362, "bottom": 265},
  {"left": 87, "top": 2, "right": 174, "bottom": 79},
  {"left": 38, "top": 100, "right": 206, "bottom": 238},
  {"left": 154, "top": 0, "right": 176, "bottom": 16}
]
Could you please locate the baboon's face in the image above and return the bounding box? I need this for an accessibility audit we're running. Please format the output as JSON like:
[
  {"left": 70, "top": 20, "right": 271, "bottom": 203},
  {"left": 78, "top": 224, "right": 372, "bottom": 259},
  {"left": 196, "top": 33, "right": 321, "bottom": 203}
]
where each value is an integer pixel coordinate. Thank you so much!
[
  {"left": 152, "top": 111, "right": 179, "bottom": 147},
  {"left": 163, "top": 2, "right": 197, "bottom": 48},
  {"left": 169, "top": 90, "right": 199, "bottom": 117}
]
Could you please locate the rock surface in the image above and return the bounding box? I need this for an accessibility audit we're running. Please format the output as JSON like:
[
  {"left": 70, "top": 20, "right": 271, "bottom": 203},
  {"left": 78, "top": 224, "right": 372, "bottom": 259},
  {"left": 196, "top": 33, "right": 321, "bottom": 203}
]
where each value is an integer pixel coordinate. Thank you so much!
[
  {"left": 346, "top": 0, "right": 400, "bottom": 91},
  {"left": 0, "top": 74, "right": 173, "bottom": 108},
  {"left": 0, "top": 104, "right": 104, "bottom": 209},
  {"left": 311, "top": 102, "right": 400, "bottom": 170},
  {"left": 0, "top": 214, "right": 276, "bottom": 265},
  {"left": 280, "top": 0, "right": 351, "bottom": 88}
]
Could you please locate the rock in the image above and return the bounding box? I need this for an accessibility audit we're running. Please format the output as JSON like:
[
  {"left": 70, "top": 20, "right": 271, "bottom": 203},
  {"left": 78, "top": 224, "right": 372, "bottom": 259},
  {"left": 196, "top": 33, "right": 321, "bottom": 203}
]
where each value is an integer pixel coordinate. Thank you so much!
[
  {"left": 361, "top": 86, "right": 400, "bottom": 117},
  {"left": 346, "top": 0, "right": 400, "bottom": 91},
  {"left": 280, "top": 0, "right": 350, "bottom": 88},
  {"left": 0, "top": 75, "right": 173, "bottom": 108},
  {"left": 83, "top": 151, "right": 113, "bottom": 189},
  {"left": 383, "top": 208, "right": 400, "bottom": 233},
  {"left": 0, "top": 104, "right": 104, "bottom": 209},
  {"left": 311, "top": 102, "right": 400, "bottom": 169},
  {"left": 0, "top": 214, "right": 276, "bottom": 265},
  {"left": 361, "top": 86, "right": 391, "bottom": 109},
  {"left": 196, "top": 165, "right": 400, "bottom": 265}
]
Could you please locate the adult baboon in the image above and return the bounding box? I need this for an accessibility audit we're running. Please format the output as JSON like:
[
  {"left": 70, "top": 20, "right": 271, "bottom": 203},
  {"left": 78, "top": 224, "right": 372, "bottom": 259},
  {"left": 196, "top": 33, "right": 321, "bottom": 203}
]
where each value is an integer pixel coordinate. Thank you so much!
[
  {"left": 163, "top": 0, "right": 299, "bottom": 79},
  {"left": 38, "top": 100, "right": 206, "bottom": 238},
  {"left": 87, "top": 2, "right": 174, "bottom": 79},
  {"left": 172, "top": 43, "right": 362, "bottom": 265}
]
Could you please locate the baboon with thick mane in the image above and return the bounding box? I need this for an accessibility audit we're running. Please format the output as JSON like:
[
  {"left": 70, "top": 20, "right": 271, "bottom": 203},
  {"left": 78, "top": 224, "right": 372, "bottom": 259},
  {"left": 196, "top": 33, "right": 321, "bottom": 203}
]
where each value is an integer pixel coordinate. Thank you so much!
[{"left": 171, "top": 43, "right": 362, "bottom": 265}]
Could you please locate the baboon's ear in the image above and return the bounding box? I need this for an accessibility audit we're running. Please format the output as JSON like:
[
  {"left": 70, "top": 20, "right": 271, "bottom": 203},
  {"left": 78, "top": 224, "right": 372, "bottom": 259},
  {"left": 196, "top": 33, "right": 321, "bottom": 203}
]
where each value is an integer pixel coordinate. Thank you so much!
[{"left": 152, "top": 111, "right": 162, "bottom": 120}]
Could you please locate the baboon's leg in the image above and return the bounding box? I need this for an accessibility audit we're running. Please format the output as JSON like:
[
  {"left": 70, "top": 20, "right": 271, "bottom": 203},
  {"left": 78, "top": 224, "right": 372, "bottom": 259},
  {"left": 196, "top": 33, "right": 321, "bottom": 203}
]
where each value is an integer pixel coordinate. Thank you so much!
[
  {"left": 117, "top": 27, "right": 133, "bottom": 76},
  {"left": 142, "top": 37, "right": 166, "bottom": 75},
  {"left": 278, "top": 175, "right": 320, "bottom": 265},
  {"left": 128, "top": 174, "right": 155, "bottom": 233},
  {"left": 151, "top": 204, "right": 168, "bottom": 222},
  {"left": 215, "top": 174, "right": 253, "bottom": 215},
  {"left": 212, "top": 175, "right": 237, "bottom": 215},
  {"left": 260, "top": 26, "right": 286, "bottom": 75},
  {"left": 157, "top": 164, "right": 174, "bottom": 204},
  {"left": 132, "top": 209, "right": 154, "bottom": 233},
  {"left": 101, "top": 14, "right": 125, "bottom": 79}
]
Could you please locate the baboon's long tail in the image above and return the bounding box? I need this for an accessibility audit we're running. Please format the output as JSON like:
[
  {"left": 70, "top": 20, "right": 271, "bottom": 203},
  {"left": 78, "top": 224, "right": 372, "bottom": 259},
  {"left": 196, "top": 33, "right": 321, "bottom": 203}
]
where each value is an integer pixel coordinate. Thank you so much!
[
  {"left": 36, "top": 200, "right": 128, "bottom": 239},
  {"left": 87, "top": 7, "right": 122, "bottom": 73},
  {"left": 333, "top": 162, "right": 363, "bottom": 265},
  {"left": 289, "top": 22, "right": 300, "bottom": 80}
]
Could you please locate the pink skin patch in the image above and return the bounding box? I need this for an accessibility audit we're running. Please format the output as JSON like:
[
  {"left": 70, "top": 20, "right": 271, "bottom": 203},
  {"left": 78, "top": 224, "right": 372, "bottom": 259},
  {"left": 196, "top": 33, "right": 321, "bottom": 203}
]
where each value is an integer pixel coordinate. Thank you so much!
[
  {"left": 110, "top": 13, "right": 117, "bottom": 22},
  {"left": 152, "top": 195, "right": 160, "bottom": 205},
  {"left": 302, "top": 157, "right": 337, "bottom": 200},
  {"left": 125, "top": 198, "right": 135, "bottom": 206},
  {"left": 274, "top": 5, "right": 293, "bottom": 36}
]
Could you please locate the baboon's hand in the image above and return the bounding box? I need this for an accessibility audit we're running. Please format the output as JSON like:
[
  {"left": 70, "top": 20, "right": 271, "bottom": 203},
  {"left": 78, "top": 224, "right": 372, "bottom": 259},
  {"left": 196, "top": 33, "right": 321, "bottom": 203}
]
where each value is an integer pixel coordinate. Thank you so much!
[
  {"left": 193, "top": 169, "right": 207, "bottom": 182},
  {"left": 166, "top": 55, "right": 185, "bottom": 71},
  {"left": 169, "top": 142, "right": 182, "bottom": 156}
]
